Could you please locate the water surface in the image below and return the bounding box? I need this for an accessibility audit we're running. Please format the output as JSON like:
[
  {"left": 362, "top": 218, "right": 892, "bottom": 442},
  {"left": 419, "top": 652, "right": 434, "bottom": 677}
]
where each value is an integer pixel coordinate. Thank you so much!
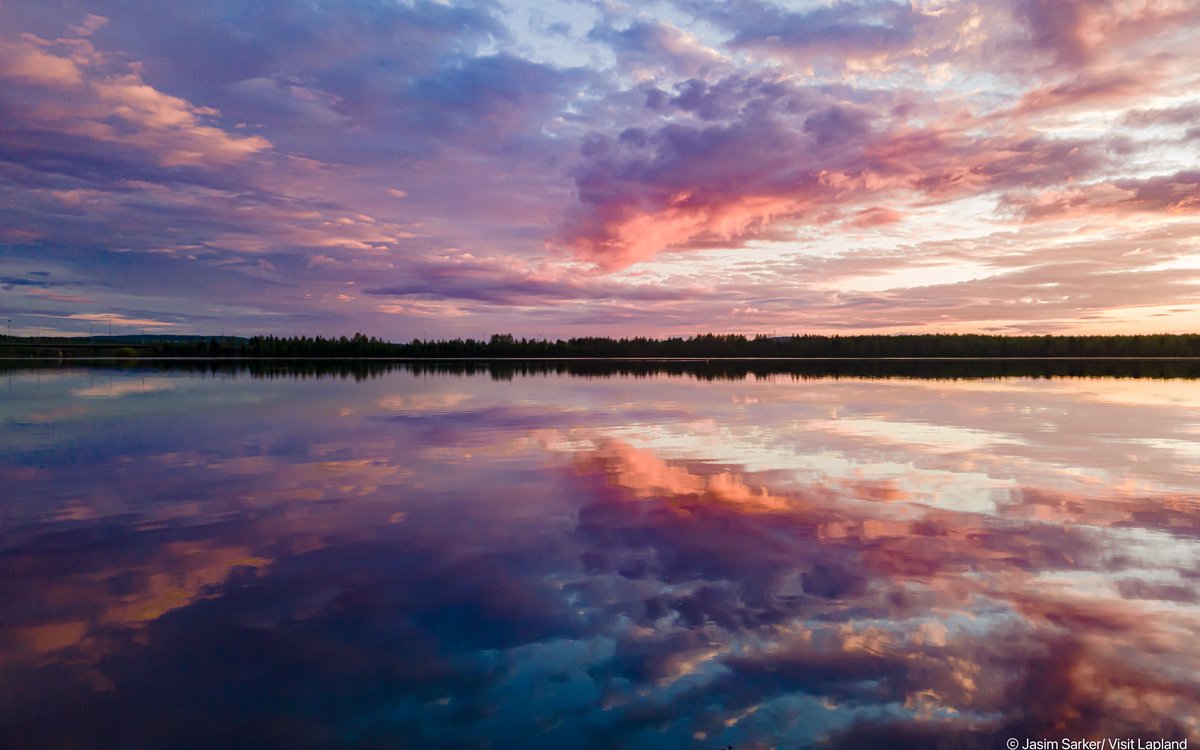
[{"left": 2, "top": 363, "right": 1199, "bottom": 748}]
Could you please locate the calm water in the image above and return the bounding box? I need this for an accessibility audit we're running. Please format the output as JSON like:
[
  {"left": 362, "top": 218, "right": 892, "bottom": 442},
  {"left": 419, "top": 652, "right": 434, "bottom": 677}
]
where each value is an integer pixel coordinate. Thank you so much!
[{"left": 2, "top": 363, "right": 1199, "bottom": 749}]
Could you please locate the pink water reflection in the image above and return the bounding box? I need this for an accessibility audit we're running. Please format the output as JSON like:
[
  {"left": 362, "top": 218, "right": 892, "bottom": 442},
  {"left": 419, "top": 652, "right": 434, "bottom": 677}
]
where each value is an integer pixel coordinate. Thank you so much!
[{"left": 0, "top": 366, "right": 1197, "bottom": 748}]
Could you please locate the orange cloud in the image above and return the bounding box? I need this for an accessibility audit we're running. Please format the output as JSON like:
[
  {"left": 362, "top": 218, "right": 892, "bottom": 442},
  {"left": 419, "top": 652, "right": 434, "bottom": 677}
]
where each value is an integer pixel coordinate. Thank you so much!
[{"left": 573, "top": 194, "right": 803, "bottom": 270}]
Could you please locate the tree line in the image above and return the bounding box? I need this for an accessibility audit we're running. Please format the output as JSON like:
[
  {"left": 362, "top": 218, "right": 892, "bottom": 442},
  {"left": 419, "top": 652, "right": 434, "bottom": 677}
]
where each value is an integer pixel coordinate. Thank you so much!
[
  {"left": 6, "top": 331, "right": 1200, "bottom": 359},
  {"left": 150, "top": 331, "right": 1200, "bottom": 358}
]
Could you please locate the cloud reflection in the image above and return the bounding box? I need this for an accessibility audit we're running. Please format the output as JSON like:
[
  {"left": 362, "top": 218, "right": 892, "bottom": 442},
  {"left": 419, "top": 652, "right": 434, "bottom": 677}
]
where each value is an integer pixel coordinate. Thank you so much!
[{"left": 1, "top": 367, "right": 1198, "bottom": 747}]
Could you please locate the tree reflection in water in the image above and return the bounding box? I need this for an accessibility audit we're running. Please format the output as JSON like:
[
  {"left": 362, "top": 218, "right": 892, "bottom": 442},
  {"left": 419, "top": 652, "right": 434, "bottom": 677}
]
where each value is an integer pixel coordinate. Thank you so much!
[{"left": 1, "top": 363, "right": 1197, "bottom": 748}]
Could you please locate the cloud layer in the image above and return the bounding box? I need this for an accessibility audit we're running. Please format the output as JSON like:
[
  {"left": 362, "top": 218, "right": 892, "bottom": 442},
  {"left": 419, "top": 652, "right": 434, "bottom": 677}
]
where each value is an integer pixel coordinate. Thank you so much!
[{"left": 1, "top": 0, "right": 1199, "bottom": 336}]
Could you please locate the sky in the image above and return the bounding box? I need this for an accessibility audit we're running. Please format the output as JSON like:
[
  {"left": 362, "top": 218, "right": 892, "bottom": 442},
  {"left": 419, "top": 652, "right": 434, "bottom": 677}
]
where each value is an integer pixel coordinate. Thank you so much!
[{"left": 1, "top": 0, "right": 1199, "bottom": 339}]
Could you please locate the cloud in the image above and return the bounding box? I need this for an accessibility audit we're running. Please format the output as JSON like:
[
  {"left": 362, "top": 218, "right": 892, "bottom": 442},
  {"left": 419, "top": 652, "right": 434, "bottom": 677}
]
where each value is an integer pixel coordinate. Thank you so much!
[
  {"left": 849, "top": 206, "right": 903, "bottom": 227},
  {"left": 561, "top": 102, "right": 856, "bottom": 269},
  {"left": 1013, "top": 0, "right": 1200, "bottom": 71},
  {"left": 1014, "top": 69, "right": 1158, "bottom": 115},
  {"left": 723, "top": 0, "right": 919, "bottom": 66},
  {"left": 361, "top": 251, "right": 707, "bottom": 307},
  {"left": 0, "top": 35, "right": 84, "bottom": 86},
  {"left": 560, "top": 74, "right": 1105, "bottom": 268},
  {"left": 1002, "top": 170, "right": 1200, "bottom": 221},
  {"left": 588, "top": 19, "right": 725, "bottom": 79},
  {"left": 0, "top": 33, "right": 270, "bottom": 167},
  {"left": 1123, "top": 103, "right": 1200, "bottom": 128},
  {"left": 63, "top": 312, "right": 176, "bottom": 328},
  {"left": 1, "top": 0, "right": 1199, "bottom": 337}
]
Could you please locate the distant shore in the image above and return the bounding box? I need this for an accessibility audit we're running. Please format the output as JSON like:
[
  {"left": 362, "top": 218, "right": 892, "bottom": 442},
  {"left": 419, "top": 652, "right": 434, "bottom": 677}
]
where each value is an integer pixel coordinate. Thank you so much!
[{"left": 3, "top": 331, "right": 1200, "bottom": 360}]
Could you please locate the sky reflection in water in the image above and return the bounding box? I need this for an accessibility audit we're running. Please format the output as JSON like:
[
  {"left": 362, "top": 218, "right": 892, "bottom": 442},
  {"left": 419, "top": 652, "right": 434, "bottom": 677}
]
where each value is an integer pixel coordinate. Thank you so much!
[{"left": 2, "top": 366, "right": 1199, "bottom": 749}]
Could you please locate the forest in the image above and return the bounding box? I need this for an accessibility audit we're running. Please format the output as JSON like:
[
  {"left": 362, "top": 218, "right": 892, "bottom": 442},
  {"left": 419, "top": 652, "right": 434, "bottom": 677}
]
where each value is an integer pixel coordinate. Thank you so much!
[{"left": 5, "top": 331, "right": 1200, "bottom": 358}]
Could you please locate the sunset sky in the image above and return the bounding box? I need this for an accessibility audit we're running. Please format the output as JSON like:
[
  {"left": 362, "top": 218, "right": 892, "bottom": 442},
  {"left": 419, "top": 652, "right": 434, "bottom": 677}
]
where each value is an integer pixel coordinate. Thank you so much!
[{"left": 2, "top": 0, "right": 1199, "bottom": 338}]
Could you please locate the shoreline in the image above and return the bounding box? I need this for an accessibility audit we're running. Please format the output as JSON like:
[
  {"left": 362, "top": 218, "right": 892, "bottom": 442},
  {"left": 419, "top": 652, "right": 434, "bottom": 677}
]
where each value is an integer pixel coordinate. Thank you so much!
[{"left": 6, "top": 355, "right": 1200, "bottom": 362}]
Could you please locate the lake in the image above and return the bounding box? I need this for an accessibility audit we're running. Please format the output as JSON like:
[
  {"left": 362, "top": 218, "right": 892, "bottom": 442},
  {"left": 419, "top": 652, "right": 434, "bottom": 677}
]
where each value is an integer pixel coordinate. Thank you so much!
[{"left": 2, "top": 362, "right": 1198, "bottom": 749}]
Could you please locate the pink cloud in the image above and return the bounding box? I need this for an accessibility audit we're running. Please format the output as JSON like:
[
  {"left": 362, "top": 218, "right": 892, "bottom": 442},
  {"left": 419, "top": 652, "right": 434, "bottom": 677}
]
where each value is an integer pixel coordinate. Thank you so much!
[
  {"left": 1015, "top": 0, "right": 1200, "bottom": 71},
  {"left": 0, "top": 32, "right": 270, "bottom": 167},
  {"left": 570, "top": 192, "right": 806, "bottom": 270},
  {"left": 1003, "top": 170, "right": 1200, "bottom": 221},
  {"left": 0, "top": 36, "right": 84, "bottom": 86},
  {"left": 848, "top": 207, "right": 903, "bottom": 228},
  {"left": 1013, "top": 70, "right": 1156, "bottom": 115},
  {"left": 561, "top": 99, "right": 1104, "bottom": 269}
]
